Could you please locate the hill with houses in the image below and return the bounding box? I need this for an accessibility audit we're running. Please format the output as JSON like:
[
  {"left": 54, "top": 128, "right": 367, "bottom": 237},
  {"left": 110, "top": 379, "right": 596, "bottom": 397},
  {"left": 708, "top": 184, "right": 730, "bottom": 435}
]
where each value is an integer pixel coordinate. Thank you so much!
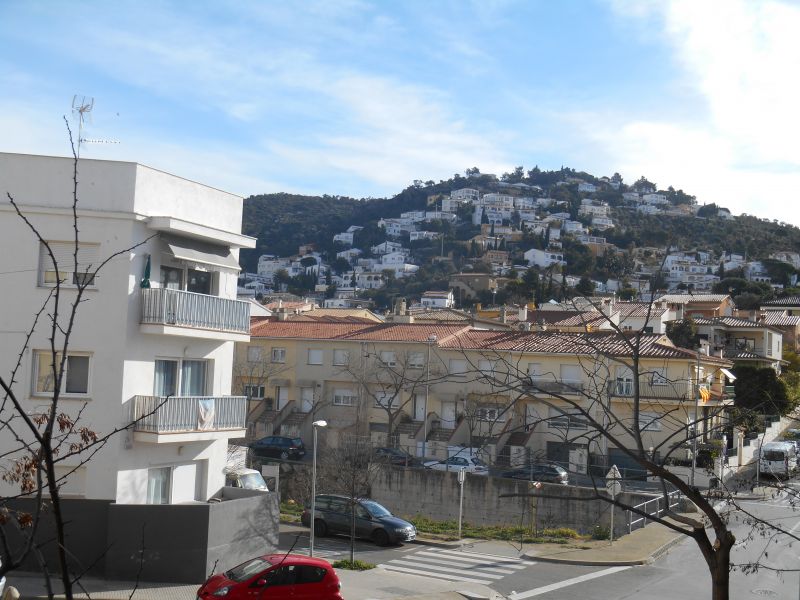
[{"left": 239, "top": 166, "right": 800, "bottom": 311}]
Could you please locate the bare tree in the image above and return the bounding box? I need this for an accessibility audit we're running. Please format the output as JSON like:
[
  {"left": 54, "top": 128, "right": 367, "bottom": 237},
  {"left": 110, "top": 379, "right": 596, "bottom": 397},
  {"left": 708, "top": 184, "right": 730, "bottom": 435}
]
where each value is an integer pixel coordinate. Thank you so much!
[
  {"left": 455, "top": 298, "right": 799, "bottom": 600},
  {"left": 0, "top": 122, "right": 158, "bottom": 598}
]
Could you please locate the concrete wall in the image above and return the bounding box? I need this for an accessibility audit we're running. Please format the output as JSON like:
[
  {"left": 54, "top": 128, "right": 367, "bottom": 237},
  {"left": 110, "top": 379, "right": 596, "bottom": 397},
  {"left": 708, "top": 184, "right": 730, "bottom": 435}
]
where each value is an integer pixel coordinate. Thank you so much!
[
  {"left": 105, "top": 490, "right": 279, "bottom": 583},
  {"left": 369, "top": 468, "right": 646, "bottom": 538}
]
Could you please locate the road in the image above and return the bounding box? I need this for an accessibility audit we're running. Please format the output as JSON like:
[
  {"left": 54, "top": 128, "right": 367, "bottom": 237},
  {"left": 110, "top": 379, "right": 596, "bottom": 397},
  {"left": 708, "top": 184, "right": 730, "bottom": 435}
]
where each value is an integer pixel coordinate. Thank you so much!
[{"left": 279, "top": 484, "right": 800, "bottom": 599}]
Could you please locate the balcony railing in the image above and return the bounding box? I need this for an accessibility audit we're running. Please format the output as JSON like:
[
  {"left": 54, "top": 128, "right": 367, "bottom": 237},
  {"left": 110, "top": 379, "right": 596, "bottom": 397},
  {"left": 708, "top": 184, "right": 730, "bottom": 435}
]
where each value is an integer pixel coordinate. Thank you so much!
[
  {"left": 607, "top": 380, "right": 690, "bottom": 400},
  {"left": 133, "top": 395, "right": 247, "bottom": 434},
  {"left": 528, "top": 378, "right": 585, "bottom": 395},
  {"left": 140, "top": 288, "right": 249, "bottom": 334}
]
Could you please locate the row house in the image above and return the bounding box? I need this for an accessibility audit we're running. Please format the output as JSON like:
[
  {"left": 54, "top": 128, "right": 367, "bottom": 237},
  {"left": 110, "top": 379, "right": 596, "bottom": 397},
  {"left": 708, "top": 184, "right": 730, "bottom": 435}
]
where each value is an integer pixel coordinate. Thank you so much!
[
  {"left": 0, "top": 153, "right": 253, "bottom": 506},
  {"left": 694, "top": 317, "right": 784, "bottom": 373},
  {"left": 235, "top": 322, "right": 733, "bottom": 475}
]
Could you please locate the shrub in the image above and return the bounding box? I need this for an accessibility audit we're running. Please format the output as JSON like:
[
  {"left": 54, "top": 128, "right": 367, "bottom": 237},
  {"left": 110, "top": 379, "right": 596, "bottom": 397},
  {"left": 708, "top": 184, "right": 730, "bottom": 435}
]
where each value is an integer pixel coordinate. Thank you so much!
[
  {"left": 592, "top": 524, "right": 610, "bottom": 540},
  {"left": 332, "top": 559, "right": 375, "bottom": 571}
]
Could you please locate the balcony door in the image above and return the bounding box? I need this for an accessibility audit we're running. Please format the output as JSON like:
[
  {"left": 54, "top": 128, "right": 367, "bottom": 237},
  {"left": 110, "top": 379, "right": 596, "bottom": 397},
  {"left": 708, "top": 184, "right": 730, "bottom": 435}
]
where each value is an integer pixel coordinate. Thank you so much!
[{"left": 154, "top": 359, "right": 207, "bottom": 397}]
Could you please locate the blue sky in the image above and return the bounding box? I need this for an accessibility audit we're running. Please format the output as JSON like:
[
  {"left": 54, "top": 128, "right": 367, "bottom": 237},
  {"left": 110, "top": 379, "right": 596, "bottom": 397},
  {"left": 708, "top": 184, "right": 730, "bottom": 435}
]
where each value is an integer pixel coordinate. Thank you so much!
[{"left": 2, "top": 0, "right": 799, "bottom": 226}]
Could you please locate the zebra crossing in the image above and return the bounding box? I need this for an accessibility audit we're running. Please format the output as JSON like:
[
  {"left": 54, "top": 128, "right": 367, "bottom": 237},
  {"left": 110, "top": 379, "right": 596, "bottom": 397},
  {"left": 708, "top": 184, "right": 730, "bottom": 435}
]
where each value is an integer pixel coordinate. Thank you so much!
[{"left": 377, "top": 547, "right": 531, "bottom": 585}]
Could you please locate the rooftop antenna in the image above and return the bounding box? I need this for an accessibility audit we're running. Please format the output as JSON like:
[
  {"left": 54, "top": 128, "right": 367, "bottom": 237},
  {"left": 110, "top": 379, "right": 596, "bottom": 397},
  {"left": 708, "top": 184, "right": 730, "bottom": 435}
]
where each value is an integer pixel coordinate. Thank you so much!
[
  {"left": 70, "top": 95, "right": 120, "bottom": 157},
  {"left": 71, "top": 95, "right": 94, "bottom": 157}
]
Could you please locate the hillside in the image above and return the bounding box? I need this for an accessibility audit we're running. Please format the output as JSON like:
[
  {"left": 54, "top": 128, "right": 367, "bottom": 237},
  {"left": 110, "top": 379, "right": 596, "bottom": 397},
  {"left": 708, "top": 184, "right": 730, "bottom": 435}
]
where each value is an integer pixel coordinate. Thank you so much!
[{"left": 241, "top": 167, "right": 800, "bottom": 276}]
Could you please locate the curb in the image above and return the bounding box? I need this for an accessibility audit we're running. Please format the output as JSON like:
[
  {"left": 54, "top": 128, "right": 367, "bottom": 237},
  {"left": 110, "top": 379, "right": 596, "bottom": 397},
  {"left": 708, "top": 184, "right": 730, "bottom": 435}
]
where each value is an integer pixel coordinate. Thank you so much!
[
  {"left": 522, "top": 532, "right": 686, "bottom": 567},
  {"left": 413, "top": 537, "right": 470, "bottom": 549}
]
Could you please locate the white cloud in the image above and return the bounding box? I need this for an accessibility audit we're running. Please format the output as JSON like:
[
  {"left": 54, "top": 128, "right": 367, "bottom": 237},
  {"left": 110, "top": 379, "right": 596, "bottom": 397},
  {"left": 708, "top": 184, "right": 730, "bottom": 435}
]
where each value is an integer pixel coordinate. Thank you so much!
[{"left": 600, "top": 0, "right": 800, "bottom": 224}]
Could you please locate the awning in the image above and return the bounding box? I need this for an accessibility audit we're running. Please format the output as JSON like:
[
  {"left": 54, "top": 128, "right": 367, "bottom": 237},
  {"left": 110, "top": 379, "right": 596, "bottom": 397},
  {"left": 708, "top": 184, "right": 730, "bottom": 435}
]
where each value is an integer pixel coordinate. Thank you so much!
[
  {"left": 161, "top": 235, "right": 241, "bottom": 271},
  {"left": 720, "top": 368, "right": 737, "bottom": 381}
]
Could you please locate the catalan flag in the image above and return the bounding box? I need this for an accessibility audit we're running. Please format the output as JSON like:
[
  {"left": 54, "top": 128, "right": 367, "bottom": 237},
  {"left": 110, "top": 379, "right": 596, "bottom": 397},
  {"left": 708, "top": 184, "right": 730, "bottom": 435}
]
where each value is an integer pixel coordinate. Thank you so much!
[{"left": 699, "top": 386, "right": 711, "bottom": 403}]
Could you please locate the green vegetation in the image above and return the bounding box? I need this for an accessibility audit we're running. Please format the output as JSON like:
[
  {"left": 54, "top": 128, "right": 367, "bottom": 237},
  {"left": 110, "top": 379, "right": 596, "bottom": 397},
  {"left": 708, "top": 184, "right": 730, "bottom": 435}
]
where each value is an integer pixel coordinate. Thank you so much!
[
  {"left": 591, "top": 524, "right": 611, "bottom": 540},
  {"left": 280, "top": 500, "right": 304, "bottom": 523},
  {"left": 332, "top": 559, "right": 376, "bottom": 571},
  {"left": 408, "top": 515, "right": 584, "bottom": 543}
]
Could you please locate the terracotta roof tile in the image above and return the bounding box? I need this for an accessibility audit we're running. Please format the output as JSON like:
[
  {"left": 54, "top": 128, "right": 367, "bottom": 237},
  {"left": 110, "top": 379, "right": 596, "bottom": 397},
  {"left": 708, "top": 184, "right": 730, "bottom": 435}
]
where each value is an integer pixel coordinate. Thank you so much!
[
  {"left": 250, "top": 321, "right": 470, "bottom": 343},
  {"left": 762, "top": 313, "right": 800, "bottom": 327}
]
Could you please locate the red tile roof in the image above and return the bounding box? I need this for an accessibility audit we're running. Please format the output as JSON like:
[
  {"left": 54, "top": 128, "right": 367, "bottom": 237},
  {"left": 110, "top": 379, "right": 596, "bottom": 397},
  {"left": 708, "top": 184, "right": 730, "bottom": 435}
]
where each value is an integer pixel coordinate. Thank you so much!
[{"left": 250, "top": 321, "right": 471, "bottom": 343}]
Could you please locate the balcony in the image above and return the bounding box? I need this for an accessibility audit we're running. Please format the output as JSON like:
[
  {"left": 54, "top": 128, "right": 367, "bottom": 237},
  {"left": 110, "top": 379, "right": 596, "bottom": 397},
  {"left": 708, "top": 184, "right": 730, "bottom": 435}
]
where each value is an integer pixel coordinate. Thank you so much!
[
  {"left": 140, "top": 288, "right": 250, "bottom": 342},
  {"left": 132, "top": 395, "right": 247, "bottom": 443},
  {"left": 608, "top": 380, "right": 691, "bottom": 400},
  {"left": 528, "top": 378, "right": 584, "bottom": 395}
]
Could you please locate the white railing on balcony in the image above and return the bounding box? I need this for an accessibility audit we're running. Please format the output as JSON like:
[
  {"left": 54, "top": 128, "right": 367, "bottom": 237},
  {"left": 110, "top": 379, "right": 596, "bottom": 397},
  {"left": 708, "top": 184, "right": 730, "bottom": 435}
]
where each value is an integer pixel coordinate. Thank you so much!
[
  {"left": 140, "top": 288, "right": 250, "bottom": 334},
  {"left": 133, "top": 395, "right": 247, "bottom": 434},
  {"left": 528, "top": 377, "right": 585, "bottom": 394}
]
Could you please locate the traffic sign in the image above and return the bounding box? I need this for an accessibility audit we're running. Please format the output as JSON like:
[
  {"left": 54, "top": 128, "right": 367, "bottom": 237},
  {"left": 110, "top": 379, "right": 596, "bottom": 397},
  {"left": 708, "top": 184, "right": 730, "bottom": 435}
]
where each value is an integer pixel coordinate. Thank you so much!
[{"left": 606, "top": 465, "right": 622, "bottom": 498}]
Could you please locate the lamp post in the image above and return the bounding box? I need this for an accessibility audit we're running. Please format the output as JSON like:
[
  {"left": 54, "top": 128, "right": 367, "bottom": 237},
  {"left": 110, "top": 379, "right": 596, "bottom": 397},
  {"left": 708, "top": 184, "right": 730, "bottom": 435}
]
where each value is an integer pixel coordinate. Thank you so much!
[
  {"left": 422, "top": 334, "right": 437, "bottom": 461},
  {"left": 309, "top": 419, "right": 327, "bottom": 557}
]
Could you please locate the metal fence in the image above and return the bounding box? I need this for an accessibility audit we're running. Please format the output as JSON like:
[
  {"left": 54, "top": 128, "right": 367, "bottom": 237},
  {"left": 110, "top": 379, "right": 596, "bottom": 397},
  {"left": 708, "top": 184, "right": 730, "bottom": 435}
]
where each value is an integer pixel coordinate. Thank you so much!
[
  {"left": 133, "top": 395, "right": 247, "bottom": 433},
  {"left": 140, "top": 288, "right": 250, "bottom": 333},
  {"left": 626, "top": 490, "right": 682, "bottom": 533}
]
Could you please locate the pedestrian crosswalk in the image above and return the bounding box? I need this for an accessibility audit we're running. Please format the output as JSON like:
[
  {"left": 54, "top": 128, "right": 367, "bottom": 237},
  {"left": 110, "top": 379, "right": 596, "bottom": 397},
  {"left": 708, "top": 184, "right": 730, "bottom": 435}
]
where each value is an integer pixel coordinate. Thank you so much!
[{"left": 377, "top": 547, "right": 530, "bottom": 585}]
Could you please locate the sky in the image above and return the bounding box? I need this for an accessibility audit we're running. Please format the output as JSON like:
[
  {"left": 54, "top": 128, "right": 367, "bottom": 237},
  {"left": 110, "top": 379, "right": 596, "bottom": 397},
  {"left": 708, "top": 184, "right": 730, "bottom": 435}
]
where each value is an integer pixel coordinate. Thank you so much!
[{"left": 2, "top": 0, "right": 799, "bottom": 226}]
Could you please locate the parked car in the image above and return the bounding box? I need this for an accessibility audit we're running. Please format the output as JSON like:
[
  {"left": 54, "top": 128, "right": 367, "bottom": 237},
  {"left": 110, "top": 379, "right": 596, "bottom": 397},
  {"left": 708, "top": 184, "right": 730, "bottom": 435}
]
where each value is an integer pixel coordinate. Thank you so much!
[
  {"left": 197, "top": 554, "right": 342, "bottom": 600},
  {"left": 500, "top": 463, "right": 569, "bottom": 485},
  {"left": 423, "top": 455, "right": 489, "bottom": 475},
  {"left": 224, "top": 468, "right": 269, "bottom": 491},
  {"left": 250, "top": 435, "right": 306, "bottom": 460},
  {"left": 373, "top": 446, "right": 422, "bottom": 467},
  {"left": 301, "top": 494, "right": 416, "bottom": 546}
]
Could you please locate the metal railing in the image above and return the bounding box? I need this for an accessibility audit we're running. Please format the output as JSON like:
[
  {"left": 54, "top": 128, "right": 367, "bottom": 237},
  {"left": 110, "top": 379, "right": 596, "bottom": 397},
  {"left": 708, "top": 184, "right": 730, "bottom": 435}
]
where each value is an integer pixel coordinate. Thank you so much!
[
  {"left": 608, "top": 380, "right": 690, "bottom": 400},
  {"left": 140, "top": 288, "right": 250, "bottom": 334},
  {"left": 528, "top": 378, "right": 585, "bottom": 394},
  {"left": 627, "top": 490, "right": 682, "bottom": 533},
  {"left": 133, "top": 395, "right": 247, "bottom": 433}
]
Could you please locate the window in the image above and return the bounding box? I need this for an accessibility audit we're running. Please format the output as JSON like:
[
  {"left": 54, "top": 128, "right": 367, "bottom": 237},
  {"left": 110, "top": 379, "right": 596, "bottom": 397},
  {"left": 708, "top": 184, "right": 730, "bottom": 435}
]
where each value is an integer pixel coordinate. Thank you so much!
[
  {"left": 333, "top": 349, "right": 350, "bottom": 366},
  {"left": 307, "top": 349, "right": 323, "bottom": 365},
  {"left": 33, "top": 351, "right": 90, "bottom": 396},
  {"left": 271, "top": 347, "right": 286, "bottom": 363},
  {"left": 650, "top": 369, "right": 668, "bottom": 386},
  {"left": 247, "top": 346, "right": 262, "bottom": 363},
  {"left": 154, "top": 359, "right": 207, "bottom": 396},
  {"left": 38, "top": 241, "right": 100, "bottom": 287},
  {"left": 767, "top": 332, "right": 774, "bottom": 357},
  {"left": 548, "top": 407, "right": 588, "bottom": 429},
  {"left": 638, "top": 412, "right": 662, "bottom": 431},
  {"left": 408, "top": 352, "right": 425, "bottom": 369},
  {"left": 333, "top": 389, "right": 357, "bottom": 406},
  {"left": 243, "top": 384, "right": 266, "bottom": 398},
  {"left": 559, "top": 364, "right": 581, "bottom": 387},
  {"left": 449, "top": 359, "right": 467, "bottom": 375},
  {"left": 615, "top": 367, "right": 634, "bottom": 396},
  {"left": 476, "top": 405, "right": 505, "bottom": 422},
  {"left": 527, "top": 363, "right": 542, "bottom": 378},
  {"left": 147, "top": 467, "right": 171, "bottom": 504},
  {"left": 374, "top": 391, "right": 396, "bottom": 409},
  {"left": 379, "top": 351, "right": 397, "bottom": 367}
]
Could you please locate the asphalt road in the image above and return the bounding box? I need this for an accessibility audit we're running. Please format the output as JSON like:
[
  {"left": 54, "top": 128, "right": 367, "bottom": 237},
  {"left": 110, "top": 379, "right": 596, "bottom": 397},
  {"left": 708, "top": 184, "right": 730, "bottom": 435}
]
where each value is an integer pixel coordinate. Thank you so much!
[{"left": 279, "top": 483, "right": 800, "bottom": 599}]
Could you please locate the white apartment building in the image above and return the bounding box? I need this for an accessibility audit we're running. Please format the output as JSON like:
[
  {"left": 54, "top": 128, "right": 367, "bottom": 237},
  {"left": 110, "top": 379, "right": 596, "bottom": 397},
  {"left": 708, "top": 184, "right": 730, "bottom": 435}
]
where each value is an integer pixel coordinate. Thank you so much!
[
  {"left": 0, "top": 153, "right": 254, "bottom": 505},
  {"left": 479, "top": 193, "right": 515, "bottom": 210},
  {"left": 450, "top": 188, "right": 480, "bottom": 203},
  {"left": 524, "top": 248, "right": 566, "bottom": 268}
]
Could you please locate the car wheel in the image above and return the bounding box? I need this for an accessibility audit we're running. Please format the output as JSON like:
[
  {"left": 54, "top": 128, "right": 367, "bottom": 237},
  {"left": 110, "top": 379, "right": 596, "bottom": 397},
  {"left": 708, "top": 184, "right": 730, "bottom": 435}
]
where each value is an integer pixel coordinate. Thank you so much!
[
  {"left": 280, "top": 450, "right": 289, "bottom": 460},
  {"left": 372, "top": 529, "right": 390, "bottom": 546},
  {"left": 314, "top": 519, "right": 328, "bottom": 537}
]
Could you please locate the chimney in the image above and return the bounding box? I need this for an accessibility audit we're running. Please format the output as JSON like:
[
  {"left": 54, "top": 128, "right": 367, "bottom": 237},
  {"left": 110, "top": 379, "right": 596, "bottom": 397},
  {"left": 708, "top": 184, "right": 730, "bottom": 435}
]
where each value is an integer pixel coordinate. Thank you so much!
[{"left": 518, "top": 304, "right": 528, "bottom": 322}]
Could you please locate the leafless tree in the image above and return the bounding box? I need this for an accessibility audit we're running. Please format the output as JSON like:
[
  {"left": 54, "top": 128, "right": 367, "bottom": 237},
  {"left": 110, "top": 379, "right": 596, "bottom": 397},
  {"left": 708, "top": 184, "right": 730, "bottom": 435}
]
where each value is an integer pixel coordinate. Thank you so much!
[{"left": 455, "top": 297, "right": 799, "bottom": 600}]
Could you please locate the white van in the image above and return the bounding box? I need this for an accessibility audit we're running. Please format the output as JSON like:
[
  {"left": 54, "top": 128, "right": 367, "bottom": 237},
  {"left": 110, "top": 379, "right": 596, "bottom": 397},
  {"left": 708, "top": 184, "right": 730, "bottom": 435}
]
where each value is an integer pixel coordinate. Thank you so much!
[{"left": 759, "top": 441, "right": 798, "bottom": 478}]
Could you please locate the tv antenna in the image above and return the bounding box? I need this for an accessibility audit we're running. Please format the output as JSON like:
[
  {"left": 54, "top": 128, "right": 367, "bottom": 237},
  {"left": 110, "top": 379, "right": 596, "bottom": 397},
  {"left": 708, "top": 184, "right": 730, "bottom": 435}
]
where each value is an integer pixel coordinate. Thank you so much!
[{"left": 70, "top": 95, "right": 120, "bottom": 157}]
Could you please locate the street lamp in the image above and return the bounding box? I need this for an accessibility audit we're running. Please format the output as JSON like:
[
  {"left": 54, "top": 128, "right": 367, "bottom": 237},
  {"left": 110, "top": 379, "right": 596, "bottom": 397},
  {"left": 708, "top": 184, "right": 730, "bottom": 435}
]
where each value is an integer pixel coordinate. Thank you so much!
[
  {"left": 422, "top": 335, "right": 437, "bottom": 461},
  {"left": 309, "top": 419, "right": 327, "bottom": 557}
]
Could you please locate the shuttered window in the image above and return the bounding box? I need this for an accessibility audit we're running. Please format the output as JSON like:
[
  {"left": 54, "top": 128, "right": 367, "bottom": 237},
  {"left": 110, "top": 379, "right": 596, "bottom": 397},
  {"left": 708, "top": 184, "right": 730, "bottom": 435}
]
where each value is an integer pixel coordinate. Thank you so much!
[{"left": 38, "top": 241, "right": 100, "bottom": 287}]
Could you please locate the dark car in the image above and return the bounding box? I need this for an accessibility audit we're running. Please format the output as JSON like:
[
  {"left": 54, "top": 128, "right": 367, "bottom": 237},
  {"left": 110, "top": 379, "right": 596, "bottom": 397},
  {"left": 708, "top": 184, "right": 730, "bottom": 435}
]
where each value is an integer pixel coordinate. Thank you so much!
[
  {"left": 373, "top": 446, "right": 422, "bottom": 467},
  {"left": 500, "top": 463, "right": 569, "bottom": 485},
  {"left": 250, "top": 435, "right": 306, "bottom": 460},
  {"left": 197, "top": 554, "right": 342, "bottom": 600},
  {"left": 301, "top": 494, "right": 416, "bottom": 546}
]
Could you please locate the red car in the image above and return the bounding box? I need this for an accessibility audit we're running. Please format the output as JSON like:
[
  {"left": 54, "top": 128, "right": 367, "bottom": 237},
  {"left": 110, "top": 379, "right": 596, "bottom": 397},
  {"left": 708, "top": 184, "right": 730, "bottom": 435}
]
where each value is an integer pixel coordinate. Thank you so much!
[{"left": 197, "top": 554, "right": 343, "bottom": 600}]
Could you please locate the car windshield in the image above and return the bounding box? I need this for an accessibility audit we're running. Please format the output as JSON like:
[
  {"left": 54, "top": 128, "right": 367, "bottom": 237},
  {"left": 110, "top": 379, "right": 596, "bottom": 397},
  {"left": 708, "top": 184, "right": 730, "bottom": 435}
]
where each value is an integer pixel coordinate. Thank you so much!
[
  {"left": 471, "top": 458, "right": 487, "bottom": 466},
  {"left": 361, "top": 500, "right": 392, "bottom": 518},
  {"left": 225, "top": 557, "right": 271, "bottom": 582},
  {"left": 763, "top": 450, "right": 786, "bottom": 462},
  {"left": 239, "top": 473, "right": 267, "bottom": 490}
]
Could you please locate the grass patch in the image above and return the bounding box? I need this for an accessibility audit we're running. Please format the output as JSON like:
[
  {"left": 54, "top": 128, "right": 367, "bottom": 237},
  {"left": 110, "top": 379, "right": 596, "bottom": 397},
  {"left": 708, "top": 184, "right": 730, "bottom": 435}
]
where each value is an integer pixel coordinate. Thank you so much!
[
  {"left": 280, "top": 500, "right": 304, "bottom": 523},
  {"left": 332, "top": 559, "right": 375, "bottom": 571},
  {"left": 408, "top": 515, "right": 586, "bottom": 544}
]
